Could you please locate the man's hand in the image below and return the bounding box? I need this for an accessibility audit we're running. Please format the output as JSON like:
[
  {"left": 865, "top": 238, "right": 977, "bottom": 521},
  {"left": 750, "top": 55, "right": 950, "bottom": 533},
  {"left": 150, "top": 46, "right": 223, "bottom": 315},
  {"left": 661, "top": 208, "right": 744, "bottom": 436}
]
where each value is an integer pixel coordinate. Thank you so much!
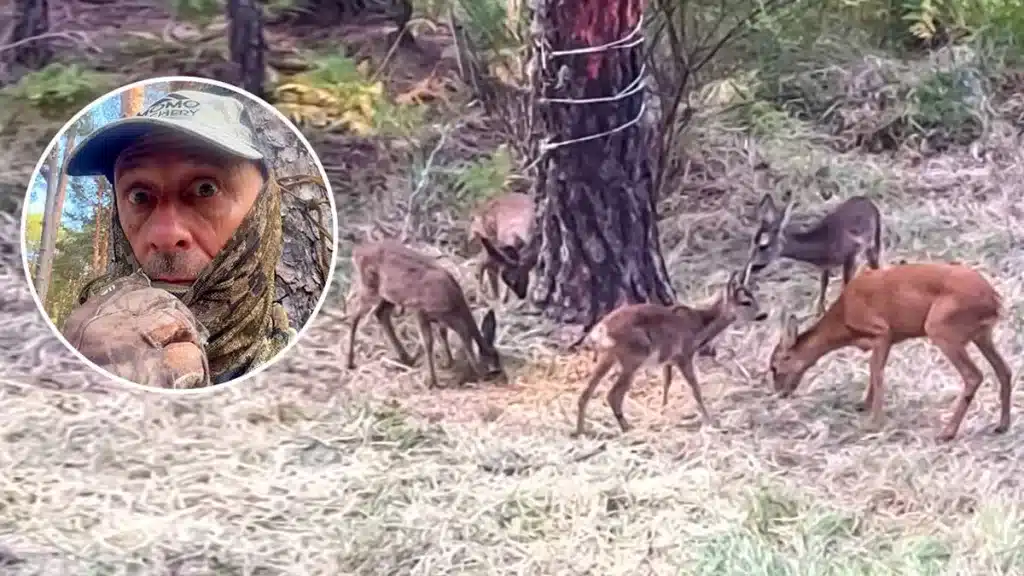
[{"left": 62, "top": 271, "right": 212, "bottom": 389}]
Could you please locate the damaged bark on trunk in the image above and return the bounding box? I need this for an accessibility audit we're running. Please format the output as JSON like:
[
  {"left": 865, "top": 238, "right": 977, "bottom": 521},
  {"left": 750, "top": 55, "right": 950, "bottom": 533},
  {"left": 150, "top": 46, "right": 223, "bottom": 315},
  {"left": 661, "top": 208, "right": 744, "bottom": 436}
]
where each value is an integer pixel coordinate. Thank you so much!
[{"left": 528, "top": 0, "right": 674, "bottom": 326}]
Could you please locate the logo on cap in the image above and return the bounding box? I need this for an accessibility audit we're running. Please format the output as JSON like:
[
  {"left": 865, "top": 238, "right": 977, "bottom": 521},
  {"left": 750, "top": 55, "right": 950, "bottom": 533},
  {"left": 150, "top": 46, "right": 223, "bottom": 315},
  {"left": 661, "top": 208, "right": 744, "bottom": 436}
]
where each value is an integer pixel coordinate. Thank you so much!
[{"left": 139, "top": 93, "right": 201, "bottom": 119}]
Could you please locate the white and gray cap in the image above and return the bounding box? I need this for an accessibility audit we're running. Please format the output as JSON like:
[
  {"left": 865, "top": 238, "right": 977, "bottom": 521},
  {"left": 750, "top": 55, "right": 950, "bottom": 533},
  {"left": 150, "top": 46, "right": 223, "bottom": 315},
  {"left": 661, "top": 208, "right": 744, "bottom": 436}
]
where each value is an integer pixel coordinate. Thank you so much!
[{"left": 67, "top": 89, "right": 265, "bottom": 185}]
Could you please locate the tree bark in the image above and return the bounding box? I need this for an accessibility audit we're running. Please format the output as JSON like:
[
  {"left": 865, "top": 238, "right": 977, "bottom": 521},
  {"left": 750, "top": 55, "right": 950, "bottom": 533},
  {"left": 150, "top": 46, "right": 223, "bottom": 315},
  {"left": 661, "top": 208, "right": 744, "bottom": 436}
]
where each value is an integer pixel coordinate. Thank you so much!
[
  {"left": 1, "top": 0, "right": 51, "bottom": 85},
  {"left": 33, "top": 147, "right": 61, "bottom": 302},
  {"left": 34, "top": 125, "right": 79, "bottom": 304},
  {"left": 244, "top": 102, "right": 334, "bottom": 331},
  {"left": 228, "top": 0, "right": 266, "bottom": 99},
  {"left": 91, "top": 177, "right": 108, "bottom": 274},
  {"left": 528, "top": 0, "right": 674, "bottom": 326}
]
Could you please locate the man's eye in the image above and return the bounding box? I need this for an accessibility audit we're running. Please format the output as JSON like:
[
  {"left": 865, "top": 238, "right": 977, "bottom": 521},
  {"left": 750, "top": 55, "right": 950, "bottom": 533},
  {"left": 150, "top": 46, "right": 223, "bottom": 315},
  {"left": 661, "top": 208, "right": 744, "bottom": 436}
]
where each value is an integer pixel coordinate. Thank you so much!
[
  {"left": 192, "top": 179, "right": 219, "bottom": 198},
  {"left": 127, "top": 188, "right": 150, "bottom": 205}
]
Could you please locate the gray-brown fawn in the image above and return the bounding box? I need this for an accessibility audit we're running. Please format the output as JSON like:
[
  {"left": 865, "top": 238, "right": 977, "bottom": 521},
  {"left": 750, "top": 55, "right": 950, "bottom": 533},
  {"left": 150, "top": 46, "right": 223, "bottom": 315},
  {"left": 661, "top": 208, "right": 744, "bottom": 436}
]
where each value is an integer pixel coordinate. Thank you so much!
[
  {"left": 573, "top": 266, "right": 768, "bottom": 437},
  {"left": 345, "top": 239, "right": 506, "bottom": 389},
  {"left": 747, "top": 192, "right": 883, "bottom": 315},
  {"left": 468, "top": 191, "right": 536, "bottom": 302},
  {"left": 768, "top": 261, "right": 1013, "bottom": 441}
]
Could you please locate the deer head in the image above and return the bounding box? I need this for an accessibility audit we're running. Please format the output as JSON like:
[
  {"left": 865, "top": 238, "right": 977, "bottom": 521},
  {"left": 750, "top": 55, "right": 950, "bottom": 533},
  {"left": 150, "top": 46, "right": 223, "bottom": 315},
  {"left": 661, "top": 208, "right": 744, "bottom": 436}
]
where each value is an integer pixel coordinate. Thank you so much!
[
  {"left": 725, "top": 264, "right": 769, "bottom": 323},
  {"left": 768, "top": 311, "right": 808, "bottom": 397},
  {"left": 479, "top": 236, "right": 533, "bottom": 300},
  {"left": 475, "top": 308, "right": 503, "bottom": 378},
  {"left": 747, "top": 192, "right": 795, "bottom": 274}
]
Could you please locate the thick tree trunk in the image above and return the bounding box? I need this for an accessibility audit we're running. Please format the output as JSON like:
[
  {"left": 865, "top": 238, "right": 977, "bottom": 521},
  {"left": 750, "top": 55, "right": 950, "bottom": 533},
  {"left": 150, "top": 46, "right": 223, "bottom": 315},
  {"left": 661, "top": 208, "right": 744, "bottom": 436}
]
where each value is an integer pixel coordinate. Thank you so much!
[
  {"left": 529, "top": 0, "right": 674, "bottom": 326},
  {"left": 2, "top": 0, "right": 51, "bottom": 84},
  {"left": 228, "top": 0, "right": 266, "bottom": 99},
  {"left": 245, "top": 102, "right": 334, "bottom": 330}
]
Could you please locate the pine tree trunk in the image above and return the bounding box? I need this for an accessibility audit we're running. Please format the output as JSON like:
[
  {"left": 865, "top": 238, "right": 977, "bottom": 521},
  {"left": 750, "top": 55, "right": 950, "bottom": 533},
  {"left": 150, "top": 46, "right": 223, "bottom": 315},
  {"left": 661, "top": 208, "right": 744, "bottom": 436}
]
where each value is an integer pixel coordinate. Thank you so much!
[
  {"left": 529, "top": 0, "right": 674, "bottom": 326},
  {"left": 1, "top": 0, "right": 51, "bottom": 84},
  {"left": 228, "top": 0, "right": 266, "bottom": 99},
  {"left": 91, "top": 177, "right": 108, "bottom": 275},
  {"left": 245, "top": 103, "right": 334, "bottom": 330}
]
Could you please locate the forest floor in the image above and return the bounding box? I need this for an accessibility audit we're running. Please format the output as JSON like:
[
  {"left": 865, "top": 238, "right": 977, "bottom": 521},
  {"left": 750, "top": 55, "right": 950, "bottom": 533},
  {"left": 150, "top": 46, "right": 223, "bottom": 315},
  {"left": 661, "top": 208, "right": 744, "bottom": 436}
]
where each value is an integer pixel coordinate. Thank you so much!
[{"left": 2, "top": 1, "right": 1024, "bottom": 575}]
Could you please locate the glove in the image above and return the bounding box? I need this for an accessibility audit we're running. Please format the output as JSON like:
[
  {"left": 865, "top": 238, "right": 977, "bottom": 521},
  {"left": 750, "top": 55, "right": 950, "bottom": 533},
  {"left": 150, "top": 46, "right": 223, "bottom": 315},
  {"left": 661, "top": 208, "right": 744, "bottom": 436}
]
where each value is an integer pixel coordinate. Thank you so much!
[{"left": 61, "top": 271, "right": 212, "bottom": 389}]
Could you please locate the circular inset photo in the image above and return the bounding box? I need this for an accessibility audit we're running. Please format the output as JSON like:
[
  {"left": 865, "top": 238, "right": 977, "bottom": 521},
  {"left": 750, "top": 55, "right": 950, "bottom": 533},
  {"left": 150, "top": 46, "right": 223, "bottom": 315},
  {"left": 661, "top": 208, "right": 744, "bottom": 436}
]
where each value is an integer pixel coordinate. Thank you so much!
[{"left": 20, "top": 76, "right": 338, "bottom": 393}]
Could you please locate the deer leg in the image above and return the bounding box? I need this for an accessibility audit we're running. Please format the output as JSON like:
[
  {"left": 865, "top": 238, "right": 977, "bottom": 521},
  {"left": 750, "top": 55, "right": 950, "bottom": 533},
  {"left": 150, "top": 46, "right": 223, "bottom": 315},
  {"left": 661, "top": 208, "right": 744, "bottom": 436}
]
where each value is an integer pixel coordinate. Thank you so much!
[
  {"left": 607, "top": 361, "right": 641, "bottom": 433},
  {"left": 487, "top": 265, "right": 500, "bottom": 302},
  {"left": 842, "top": 253, "right": 858, "bottom": 285},
  {"left": 865, "top": 244, "right": 881, "bottom": 269},
  {"left": 345, "top": 297, "right": 375, "bottom": 370},
  {"left": 815, "top": 268, "right": 831, "bottom": 316},
  {"left": 931, "top": 337, "right": 984, "bottom": 442},
  {"left": 574, "top": 354, "right": 616, "bottom": 438},
  {"left": 972, "top": 326, "right": 1013, "bottom": 434},
  {"left": 449, "top": 324, "right": 486, "bottom": 382},
  {"left": 438, "top": 325, "right": 454, "bottom": 368},
  {"left": 675, "top": 356, "right": 717, "bottom": 427},
  {"left": 863, "top": 339, "right": 891, "bottom": 430},
  {"left": 474, "top": 256, "right": 490, "bottom": 299},
  {"left": 374, "top": 302, "right": 416, "bottom": 366},
  {"left": 926, "top": 303, "right": 986, "bottom": 441},
  {"left": 661, "top": 363, "right": 673, "bottom": 408},
  {"left": 414, "top": 312, "right": 439, "bottom": 389},
  {"left": 499, "top": 279, "right": 510, "bottom": 304}
]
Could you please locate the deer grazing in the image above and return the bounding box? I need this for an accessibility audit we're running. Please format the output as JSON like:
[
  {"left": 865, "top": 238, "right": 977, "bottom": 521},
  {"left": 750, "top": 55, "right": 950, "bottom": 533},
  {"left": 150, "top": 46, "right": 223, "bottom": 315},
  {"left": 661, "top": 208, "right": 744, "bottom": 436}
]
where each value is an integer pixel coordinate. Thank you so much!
[
  {"left": 468, "top": 192, "right": 536, "bottom": 302},
  {"left": 747, "top": 192, "right": 883, "bottom": 315},
  {"left": 768, "top": 261, "right": 1013, "bottom": 441},
  {"left": 573, "top": 265, "right": 768, "bottom": 437},
  {"left": 345, "top": 238, "right": 506, "bottom": 389}
]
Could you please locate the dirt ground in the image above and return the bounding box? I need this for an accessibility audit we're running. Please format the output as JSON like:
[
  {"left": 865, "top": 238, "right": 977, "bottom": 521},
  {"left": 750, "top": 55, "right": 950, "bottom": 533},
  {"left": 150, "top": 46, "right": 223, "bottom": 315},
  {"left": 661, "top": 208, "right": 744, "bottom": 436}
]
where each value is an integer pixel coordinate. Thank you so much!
[{"left": 3, "top": 2, "right": 1024, "bottom": 575}]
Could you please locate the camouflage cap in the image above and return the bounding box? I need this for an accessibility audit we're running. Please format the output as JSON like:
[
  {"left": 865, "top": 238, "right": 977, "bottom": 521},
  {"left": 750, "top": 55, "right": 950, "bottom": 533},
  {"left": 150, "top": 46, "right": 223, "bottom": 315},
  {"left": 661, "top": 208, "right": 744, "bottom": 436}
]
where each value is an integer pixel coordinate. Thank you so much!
[
  {"left": 62, "top": 270, "right": 213, "bottom": 389},
  {"left": 66, "top": 89, "right": 264, "bottom": 186}
]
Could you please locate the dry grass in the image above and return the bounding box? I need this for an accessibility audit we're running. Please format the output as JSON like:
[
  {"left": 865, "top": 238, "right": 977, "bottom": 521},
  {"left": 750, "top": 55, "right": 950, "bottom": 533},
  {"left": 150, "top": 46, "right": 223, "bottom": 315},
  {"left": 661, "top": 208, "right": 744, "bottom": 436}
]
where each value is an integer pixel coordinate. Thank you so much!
[{"left": 4, "top": 73, "right": 1024, "bottom": 576}]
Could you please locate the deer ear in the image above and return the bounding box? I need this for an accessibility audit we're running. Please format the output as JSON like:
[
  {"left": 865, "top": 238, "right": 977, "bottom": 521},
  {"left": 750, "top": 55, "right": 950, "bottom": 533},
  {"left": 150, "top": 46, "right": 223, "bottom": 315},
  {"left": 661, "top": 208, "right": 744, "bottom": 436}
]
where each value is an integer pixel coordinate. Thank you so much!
[
  {"left": 725, "top": 271, "right": 740, "bottom": 295},
  {"left": 480, "top": 237, "right": 516, "bottom": 265},
  {"left": 740, "top": 261, "right": 753, "bottom": 287},
  {"left": 779, "top": 194, "right": 796, "bottom": 229},
  {"left": 781, "top": 313, "right": 799, "bottom": 346},
  {"left": 480, "top": 308, "right": 497, "bottom": 344},
  {"left": 757, "top": 193, "right": 777, "bottom": 221}
]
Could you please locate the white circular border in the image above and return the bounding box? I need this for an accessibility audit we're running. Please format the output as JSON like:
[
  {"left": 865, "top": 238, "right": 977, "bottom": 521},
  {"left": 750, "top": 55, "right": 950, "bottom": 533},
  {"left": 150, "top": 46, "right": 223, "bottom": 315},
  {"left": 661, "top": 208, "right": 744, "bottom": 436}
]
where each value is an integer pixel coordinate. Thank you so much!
[{"left": 19, "top": 75, "right": 340, "bottom": 396}]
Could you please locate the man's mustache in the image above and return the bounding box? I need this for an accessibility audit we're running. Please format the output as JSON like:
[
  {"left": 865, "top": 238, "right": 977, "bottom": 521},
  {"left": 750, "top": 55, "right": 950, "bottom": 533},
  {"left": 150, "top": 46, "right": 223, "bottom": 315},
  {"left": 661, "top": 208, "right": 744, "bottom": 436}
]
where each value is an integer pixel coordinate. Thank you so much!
[{"left": 142, "top": 252, "right": 208, "bottom": 282}]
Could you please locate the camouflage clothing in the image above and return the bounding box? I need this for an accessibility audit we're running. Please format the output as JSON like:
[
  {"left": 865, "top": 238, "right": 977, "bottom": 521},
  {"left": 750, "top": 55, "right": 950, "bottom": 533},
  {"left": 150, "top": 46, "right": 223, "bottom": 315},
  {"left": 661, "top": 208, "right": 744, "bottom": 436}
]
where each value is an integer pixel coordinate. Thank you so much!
[{"left": 63, "top": 177, "right": 294, "bottom": 388}]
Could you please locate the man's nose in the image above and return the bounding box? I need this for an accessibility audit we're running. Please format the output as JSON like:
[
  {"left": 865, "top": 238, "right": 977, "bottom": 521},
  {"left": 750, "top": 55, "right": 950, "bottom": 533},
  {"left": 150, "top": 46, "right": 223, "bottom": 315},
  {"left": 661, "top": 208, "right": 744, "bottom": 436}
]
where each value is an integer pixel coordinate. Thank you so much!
[{"left": 146, "top": 203, "right": 192, "bottom": 252}]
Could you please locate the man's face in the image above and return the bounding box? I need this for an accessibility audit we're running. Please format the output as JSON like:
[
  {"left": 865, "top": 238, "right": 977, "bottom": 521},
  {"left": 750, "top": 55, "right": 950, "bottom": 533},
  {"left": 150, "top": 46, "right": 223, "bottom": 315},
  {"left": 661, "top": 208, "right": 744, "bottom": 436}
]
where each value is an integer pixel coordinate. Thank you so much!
[{"left": 112, "top": 132, "right": 263, "bottom": 286}]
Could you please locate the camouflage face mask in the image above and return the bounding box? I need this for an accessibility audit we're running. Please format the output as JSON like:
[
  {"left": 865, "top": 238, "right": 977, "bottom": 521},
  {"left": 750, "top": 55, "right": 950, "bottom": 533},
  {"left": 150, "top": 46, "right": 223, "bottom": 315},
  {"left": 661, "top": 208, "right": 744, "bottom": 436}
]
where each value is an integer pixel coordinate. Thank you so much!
[{"left": 78, "top": 175, "right": 293, "bottom": 384}]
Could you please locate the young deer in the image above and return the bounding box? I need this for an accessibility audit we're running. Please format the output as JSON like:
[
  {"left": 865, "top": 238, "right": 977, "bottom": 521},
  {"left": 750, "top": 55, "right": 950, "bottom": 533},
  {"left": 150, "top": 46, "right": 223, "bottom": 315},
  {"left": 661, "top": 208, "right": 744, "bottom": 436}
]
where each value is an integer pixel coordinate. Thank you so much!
[
  {"left": 345, "top": 239, "right": 506, "bottom": 389},
  {"left": 747, "top": 192, "right": 883, "bottom": 315},
  {"left": 768, "top": 261, "right": 1013, "bottom": 441},
  {"left": 573, "top": 266, "right": 768, "bottom": 437},
  {"left": 468, "top": 192, "right": 536, "bottom": 302}
]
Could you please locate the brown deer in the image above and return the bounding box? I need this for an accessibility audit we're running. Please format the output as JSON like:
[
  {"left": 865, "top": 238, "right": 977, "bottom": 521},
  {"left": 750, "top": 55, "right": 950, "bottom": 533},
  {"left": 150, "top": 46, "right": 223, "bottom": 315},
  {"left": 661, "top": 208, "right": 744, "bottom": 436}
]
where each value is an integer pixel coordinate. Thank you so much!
[
  {"left": 468, "top": 192, "right": 536, "bottom": 302},
  {"left": 573, "top": 265, "right": 768, "bottom": 437},
  {"left": 345, "top": 239, "right": 506, "bottom": 389},
  {"left": 768, "top": 261, "right": 1013, "bottom": 441},
  {"left": 747, "top": 192, "right": 883, "bottom": 315}
]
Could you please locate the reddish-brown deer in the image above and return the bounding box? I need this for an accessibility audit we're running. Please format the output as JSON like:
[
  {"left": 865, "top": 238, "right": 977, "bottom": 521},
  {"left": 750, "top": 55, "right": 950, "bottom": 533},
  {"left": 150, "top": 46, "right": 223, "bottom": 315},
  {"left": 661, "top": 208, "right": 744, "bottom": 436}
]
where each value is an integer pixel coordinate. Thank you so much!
[
  {"left": 747, "top": 192, "right": 883, "bottom": 315},
  {"left": 468, "top": 192, "right": 536, "bottom": 302},
  {"left": 768, "top": 261, "right": 1013, "bottom": 441},
  {"left": 573, "top": 266, "right": 768, "bottom": 437},
  {"left": 345, "top": 239, "right": 506, "bottom": 389}
]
